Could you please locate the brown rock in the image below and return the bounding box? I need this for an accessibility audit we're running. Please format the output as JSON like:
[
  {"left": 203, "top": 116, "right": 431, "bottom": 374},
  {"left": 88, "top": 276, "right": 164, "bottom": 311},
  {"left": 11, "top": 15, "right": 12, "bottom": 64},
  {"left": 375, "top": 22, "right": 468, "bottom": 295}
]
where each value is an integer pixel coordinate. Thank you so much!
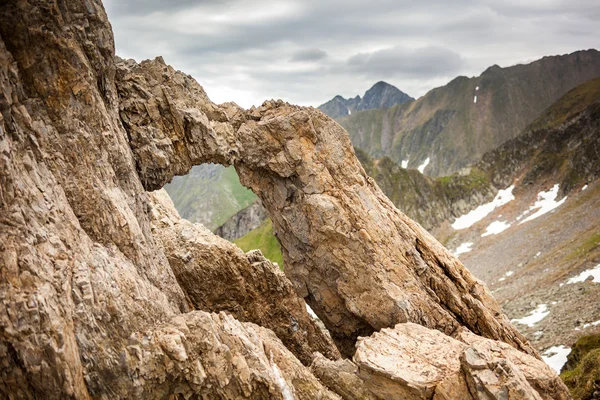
[
  {"left": 0, "top": 1, "right": 336, "bottom": 398},
  {"left": 310, "top": 353, "right": 380, "bottom": 400},
  {"left": 350, "top": 323, "right": 569, "bottom": 400},
  {"left": 122, "top": 311, "right": 341, "bottom": 399},
  {"left": 149, "top": 189, "right": 340, "bottom": 365},
  {"left": 0, "top": 0, "right": 569, "bottom": 398}
]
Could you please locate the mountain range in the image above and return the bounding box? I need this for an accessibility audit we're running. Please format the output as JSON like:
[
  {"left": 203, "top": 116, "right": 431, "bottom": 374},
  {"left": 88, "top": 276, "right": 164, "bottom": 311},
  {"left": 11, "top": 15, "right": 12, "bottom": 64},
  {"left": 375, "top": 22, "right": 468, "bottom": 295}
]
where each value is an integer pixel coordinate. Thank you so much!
[
  {"left": 338, "top": 49, "right": 600, "bottom": 176},
  {"left": 317, "top": 81, "right": 413, "bottom": 119}
]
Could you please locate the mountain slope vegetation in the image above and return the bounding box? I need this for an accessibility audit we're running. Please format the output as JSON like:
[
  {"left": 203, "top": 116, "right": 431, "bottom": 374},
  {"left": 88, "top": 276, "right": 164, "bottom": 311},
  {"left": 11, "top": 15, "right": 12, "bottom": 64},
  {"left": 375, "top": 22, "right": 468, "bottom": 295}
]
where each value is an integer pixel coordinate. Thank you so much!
[{"left": 164, "top": 164, "right": 257, "bottom": 230}]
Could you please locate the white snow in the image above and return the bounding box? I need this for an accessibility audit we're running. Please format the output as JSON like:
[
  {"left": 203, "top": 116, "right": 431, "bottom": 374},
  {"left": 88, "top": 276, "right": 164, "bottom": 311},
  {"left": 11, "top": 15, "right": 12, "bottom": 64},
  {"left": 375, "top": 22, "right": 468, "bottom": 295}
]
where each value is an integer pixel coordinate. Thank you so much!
[
  {"left": 511, "top": 304, "right": 549, "bottom": 327},
  {"left": 582, "top": 184, "right": 588, "bottom": 191},
  {"left": 535, "top": 251, "right": 541, "bottom": 258},
  {"left": 417, "top": 157, "right": 430, "bottom": 174},
  {"left": 481, "top": 220, "right": 511, "bottom": 237},
  {"left": 306, "top": 304, "right": 318, "bottom": 319},
  {"left": 542, "top": 346, "right": 571, "bottom": 374},
  {"left": 566, "top": 264, "right": 600, "bottom": 284},
  {"left": 454, "top": 242, "right": 474, "bottom": 256},
  {"left": 476, "top": 86, "right": 479, "bottom": 91},
  {"left": 519, "top": 184, "right": 567, "bottom": 224},
  {"left": 451, "top": 185, "right": 515, "bottom": 230},
  {"left": 473, "top": 95, "right": 477, "bottom": 104},
  {"left": 401, "top": 159, "right": 409, "bottom": 169},
  {"left": 506, "top": 271, "right": 514, "bottom": 277},
  {"left": 347, "top": 108, "right": 351, "bottom": 115},
  {"left": 499, "top": 277, "right": 506, "bottom": 282},
  {"left": 582, "top": 320, "right": 600, "bottom": 329}
]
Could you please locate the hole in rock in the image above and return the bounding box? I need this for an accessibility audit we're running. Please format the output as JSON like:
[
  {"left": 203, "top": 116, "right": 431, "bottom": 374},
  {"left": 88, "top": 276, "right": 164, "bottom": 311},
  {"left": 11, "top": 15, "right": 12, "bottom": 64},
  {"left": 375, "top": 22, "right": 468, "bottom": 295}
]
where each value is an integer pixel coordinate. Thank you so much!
[{"left": 164, "top": 163, "right": 283, "bottom": 267}]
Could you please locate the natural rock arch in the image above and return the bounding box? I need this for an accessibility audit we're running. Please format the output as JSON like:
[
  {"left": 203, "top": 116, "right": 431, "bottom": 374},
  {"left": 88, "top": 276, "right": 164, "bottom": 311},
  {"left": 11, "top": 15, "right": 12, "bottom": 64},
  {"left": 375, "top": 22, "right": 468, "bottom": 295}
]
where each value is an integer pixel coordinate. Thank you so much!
[{"left": 117, "top": 57, "right": 536, "bottom": 357}]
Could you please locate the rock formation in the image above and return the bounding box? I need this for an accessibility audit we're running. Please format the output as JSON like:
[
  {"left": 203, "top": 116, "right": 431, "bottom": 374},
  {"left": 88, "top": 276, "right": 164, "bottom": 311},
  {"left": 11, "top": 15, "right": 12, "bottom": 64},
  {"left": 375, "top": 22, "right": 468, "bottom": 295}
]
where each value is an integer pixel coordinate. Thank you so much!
[
  {"left": 149, "top": 190, "right": 340, "bottom": 365},
  {"left": 115, "top": 54, "right": 536, "bottom": 358},
  {"left": 0, "top": 0, "right": 570, "bottom": 398}
]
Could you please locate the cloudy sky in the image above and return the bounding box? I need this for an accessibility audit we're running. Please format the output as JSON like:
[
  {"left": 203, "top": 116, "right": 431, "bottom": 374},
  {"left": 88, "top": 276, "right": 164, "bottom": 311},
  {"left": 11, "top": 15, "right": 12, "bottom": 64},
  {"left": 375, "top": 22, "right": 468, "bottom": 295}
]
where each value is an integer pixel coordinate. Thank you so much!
[{"left": 103, "top": 0, "right": 600, "bottom": 108}]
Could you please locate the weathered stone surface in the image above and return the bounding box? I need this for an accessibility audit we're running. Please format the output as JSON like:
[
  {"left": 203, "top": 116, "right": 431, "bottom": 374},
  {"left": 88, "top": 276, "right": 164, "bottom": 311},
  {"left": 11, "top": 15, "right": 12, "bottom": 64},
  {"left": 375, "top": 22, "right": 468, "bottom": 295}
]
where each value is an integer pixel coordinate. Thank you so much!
[
  {"left": 350, "top": 323, "right": 570, "bottom": 400},
  {"left": 310, "top": 353, "right": 380, "bottom": 400},
  {"left": 116, "top": 55, "right": 536, "bottom": 358},
  {"left": 121, "top": 311, "right": 341, "bottom": 399},
  {"left": 215, "top": 199, "right": 268, "bottom": 241},
  {"left": 458, "top": 330, "right": 571, "bottom": 399},
  {"left": 149, "top": 189, "right": 340, "bottom": 365},
  {"left": 0, "top": 1, "right": 337, "bottom": 398}
]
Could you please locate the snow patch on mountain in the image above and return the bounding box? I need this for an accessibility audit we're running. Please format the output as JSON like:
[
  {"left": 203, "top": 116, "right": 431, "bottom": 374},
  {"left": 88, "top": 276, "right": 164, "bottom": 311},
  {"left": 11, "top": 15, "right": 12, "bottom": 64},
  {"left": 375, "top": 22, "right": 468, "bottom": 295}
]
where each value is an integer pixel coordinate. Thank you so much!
[
  {"left": 454, "top": 242, "right": 474, "bottom": 256},
  {"left": 482, "top": 220, "right": 511, "bottom": 236},
  {"left": 512, "top": 304, "right": 549, "bottom": 327},
  {"left": 542, "top": 345, "right": 571, "bottom": 374},
  {"left": 417, "top": 157, "right": 430, "bottom": 174},
  {"left": 452, "top": 185, "right": 515, "bottom": 230},
  {"left": 519, "top": 184, "right": 567, "bottom": 224},
  {"left": 567, "top": 264, "right": 600, "bottom": 284}
]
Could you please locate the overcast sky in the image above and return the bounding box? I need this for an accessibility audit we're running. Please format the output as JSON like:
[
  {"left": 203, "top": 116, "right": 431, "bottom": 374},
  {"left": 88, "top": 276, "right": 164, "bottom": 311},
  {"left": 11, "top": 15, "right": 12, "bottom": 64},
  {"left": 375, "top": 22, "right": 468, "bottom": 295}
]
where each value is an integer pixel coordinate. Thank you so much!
[{"left": 103, "top": 0, "right": 600, "bottom": 108}]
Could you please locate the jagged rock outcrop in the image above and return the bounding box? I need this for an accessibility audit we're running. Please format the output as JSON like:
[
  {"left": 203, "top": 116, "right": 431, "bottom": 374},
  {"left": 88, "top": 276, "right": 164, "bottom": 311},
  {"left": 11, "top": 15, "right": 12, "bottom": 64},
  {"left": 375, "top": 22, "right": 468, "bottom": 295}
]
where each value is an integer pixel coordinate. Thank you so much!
[
  {"left": 0, "top": 0, "right": 570, "bottom": 398},
  {"left": 351, "top": 323, "right": 569, "bottom": 399},
  {"left": 215, "top": 199, "right": 268, "bottom": 241},
  {"left": 0, "top": 1, "right": 338, "bottom": 398},
  {"left": 116, "top": 55, "right": 537, "bottom": 358},
  {"left": 149, "top": 190, "right": 340, "bottom": 365},
  {"left": 312, "top": 323, "right": 570, "bottom": 399}
]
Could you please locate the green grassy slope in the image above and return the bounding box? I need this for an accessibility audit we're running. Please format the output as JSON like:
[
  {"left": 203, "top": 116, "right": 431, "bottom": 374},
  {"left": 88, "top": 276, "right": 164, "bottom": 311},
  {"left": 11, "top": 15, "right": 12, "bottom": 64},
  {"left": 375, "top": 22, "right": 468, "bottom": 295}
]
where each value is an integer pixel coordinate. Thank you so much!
[{"left": 234, "top": 218, "right": 283, "bottom": 268}]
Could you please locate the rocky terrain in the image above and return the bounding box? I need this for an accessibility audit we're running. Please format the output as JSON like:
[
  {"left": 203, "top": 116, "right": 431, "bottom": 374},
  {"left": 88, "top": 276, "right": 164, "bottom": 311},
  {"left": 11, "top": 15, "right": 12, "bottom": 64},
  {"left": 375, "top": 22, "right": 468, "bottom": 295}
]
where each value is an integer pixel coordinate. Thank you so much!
[
  {"left": 229, "top": 77, "right": 600, "bottom": 381},
  {"left": 0, "top": 0, "right": 572, "bottom": 398},
  {"left": 317, "top": 81, "right": 413, "bottom": 119},
  {"left": 338, "top": 50, "right": 600, "bottom": 176}
]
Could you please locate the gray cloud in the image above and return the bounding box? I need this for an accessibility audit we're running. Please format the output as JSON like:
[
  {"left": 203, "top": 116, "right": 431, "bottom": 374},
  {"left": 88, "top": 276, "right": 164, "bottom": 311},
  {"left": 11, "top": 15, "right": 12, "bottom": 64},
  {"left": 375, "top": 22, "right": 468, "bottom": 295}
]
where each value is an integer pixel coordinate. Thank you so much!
[
  {"left": 102, "top": 0, "right": 600, "bottom": 107},
  {"left": 291, "top": 48, "right": 328, "bottom": 62},
  {"left": 346, "top": 46, "right": 465, "bottom": 79}
]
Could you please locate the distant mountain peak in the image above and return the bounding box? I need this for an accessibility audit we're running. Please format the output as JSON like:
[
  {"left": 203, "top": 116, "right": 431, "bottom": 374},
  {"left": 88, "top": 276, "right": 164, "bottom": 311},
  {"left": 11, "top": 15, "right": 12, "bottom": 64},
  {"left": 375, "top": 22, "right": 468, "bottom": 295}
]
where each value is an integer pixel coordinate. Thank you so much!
[{"left": 318, "top": 82, "right": 413, "bottom": 119}]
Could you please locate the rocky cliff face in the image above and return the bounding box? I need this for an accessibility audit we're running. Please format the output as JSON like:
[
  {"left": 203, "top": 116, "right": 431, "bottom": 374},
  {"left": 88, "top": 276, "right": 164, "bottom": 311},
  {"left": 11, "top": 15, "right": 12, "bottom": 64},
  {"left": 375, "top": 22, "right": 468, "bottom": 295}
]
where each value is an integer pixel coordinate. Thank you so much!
[
  {"left": 318, "top": 81, "right": 413, "bottom": 119},
  {"left": 215, "top": 199, "right": 268, "bottom": 241},
  {"left": 339, "top": 50, "right": 600, "bottom": 176},
  {"left": 0, "top": 0, "right": 569, "bottom": 398}
]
